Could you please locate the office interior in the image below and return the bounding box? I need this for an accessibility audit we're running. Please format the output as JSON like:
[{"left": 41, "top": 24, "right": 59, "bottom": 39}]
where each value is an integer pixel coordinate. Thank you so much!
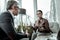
[{"left": 0, "top": 0, "right": 60, "bottom": 40}]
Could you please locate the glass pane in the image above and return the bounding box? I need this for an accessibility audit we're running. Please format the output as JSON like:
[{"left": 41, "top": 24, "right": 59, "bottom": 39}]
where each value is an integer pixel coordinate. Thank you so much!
[
  {"left": 22, "top": 0, "right": 34, "bottom": 24},
  {"left": 0, "top": 0, "right": 6, "bottom": 13},
  {"left": 37, "top": 0, "right": 51, "bottom": 20}
]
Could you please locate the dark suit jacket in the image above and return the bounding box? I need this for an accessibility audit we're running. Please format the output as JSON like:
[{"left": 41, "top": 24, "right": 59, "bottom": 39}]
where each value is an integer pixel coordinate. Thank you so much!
[
  {"left": 0, "top": 11, "right": 27, "bottom": 40},
  {"left": 57, "top": 30, "right": 60, "bottom": 40}
]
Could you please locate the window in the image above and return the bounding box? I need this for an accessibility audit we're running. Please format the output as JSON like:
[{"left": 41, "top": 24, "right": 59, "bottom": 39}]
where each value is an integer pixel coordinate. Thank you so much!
[
  {"left": 0, "top": 0, "right": 6, "bottom": 13},
  {"left": 22, "top": 0, "right": 34, "bottom": 24},
  {"left": 37, "top": 0, "right": 51, "bottom": 20}
]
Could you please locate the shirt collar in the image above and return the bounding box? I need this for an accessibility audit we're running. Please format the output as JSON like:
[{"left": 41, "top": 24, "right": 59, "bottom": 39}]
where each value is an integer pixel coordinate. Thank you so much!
[{"left": 8, "top": 10, "right": 15, "bottom": 19}]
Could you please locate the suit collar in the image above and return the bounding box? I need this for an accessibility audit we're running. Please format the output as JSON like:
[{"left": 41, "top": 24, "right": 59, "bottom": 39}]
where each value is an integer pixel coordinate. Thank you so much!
[{"left": 8, "top": 10, "right": 15, "bottom": 19}]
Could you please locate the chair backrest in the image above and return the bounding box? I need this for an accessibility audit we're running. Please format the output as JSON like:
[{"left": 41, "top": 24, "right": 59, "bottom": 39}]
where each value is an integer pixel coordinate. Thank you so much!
[{"left": 49, "top": 22, "right": 60, "bottom": 33}]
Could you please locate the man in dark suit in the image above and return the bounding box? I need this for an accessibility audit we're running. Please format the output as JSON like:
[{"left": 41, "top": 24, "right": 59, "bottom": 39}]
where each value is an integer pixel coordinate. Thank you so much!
[{"left": 0, "top": 1, "right": 28, "bottom": 40}]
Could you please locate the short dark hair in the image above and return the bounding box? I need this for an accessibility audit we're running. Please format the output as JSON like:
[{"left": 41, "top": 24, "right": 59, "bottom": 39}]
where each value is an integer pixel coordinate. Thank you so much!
[
  {"left": 7, "top": 1, "right": 18, "bottom": 10},
  {"left": 37, "top": 10, "right": 43, "bottom": 13}
]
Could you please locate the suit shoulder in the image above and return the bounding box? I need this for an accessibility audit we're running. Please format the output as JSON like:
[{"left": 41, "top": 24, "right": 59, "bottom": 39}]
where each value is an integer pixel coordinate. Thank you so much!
[
  {"left": 2, "top": 11, "right": 10, "bottom": 15},
  {"left": 0, "top": 11, "right": 11, "bottom": 17}
]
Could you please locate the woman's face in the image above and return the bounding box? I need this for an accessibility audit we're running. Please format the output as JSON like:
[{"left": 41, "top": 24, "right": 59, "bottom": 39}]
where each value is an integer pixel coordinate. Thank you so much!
[{"left": 37, "top": 12, "right": 42, "bottom": 18}]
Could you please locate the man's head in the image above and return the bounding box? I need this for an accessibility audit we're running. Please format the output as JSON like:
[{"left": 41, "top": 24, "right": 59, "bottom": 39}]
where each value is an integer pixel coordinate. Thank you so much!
[
  {"left": 7, "top": 1, "right": 19, "bottom": 16},
  {"left": 37, "top": 10, "right": 43, "bottom": 18}
]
